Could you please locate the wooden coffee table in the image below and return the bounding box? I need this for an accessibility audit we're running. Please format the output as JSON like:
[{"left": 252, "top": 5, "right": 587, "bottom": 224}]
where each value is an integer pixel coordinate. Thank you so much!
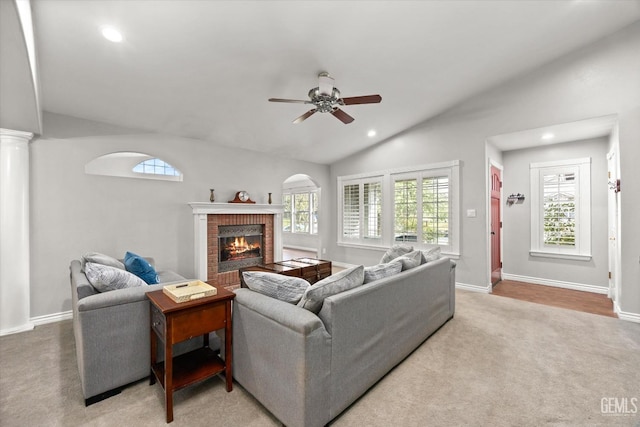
[
  {"left": 147, "top": 283, "right": 235, "bottom": 423},
  {"left": 239, "top": 257, "right": 332, "bottom": 287}
]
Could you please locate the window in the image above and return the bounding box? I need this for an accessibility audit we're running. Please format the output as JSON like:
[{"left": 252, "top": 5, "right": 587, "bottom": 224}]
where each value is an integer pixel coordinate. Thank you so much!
[
  {"left": 340, "top": 178, "right": 383, "bottom": 244},
  {"left": 282, "top": 190, "right": 318, "bottom": 235},
  {"left": 338, "top": 161, "right": 459, "bottom": 256},
  {"left": 392, "top": 170, "right": 450, "bottom": 246},
  {"left": 530, "top": 158, "right": 591, "bottom": 260},
  {"left": 133, "top": 158, "right": 180, "bottom": 177},
  {"left": 85, "top": 152, "right": 183, "bottom": 182},
  {"left": 283, "top": 194, "right": 292, "bottom": 232}
]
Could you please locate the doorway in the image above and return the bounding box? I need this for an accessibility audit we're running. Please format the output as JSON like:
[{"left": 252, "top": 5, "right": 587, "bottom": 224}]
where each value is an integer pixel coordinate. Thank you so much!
[
  {"left": 490, "top": 165, "right": 502, "bottom": 285},
  {"left": 282, "top": 174, "right": 321, "bottom": 258}
]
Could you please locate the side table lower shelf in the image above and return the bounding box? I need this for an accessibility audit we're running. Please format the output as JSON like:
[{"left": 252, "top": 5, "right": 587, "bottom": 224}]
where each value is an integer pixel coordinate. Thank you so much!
[{"left": 150, "top": 347, "right": 226, "bottom": 391}]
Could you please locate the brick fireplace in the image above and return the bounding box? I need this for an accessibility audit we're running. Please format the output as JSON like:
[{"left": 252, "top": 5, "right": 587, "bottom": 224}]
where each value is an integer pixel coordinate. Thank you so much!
[{"left": 190, "top": 203, "right": 284, "bottom": 290}]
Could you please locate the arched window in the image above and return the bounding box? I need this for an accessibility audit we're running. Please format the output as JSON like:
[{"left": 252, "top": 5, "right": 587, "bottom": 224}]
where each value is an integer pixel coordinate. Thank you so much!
[
  {"left": 85, "top": 152, "right": 183, "bottom": 182},
  {"left": 133, "top": 158, "right": 180, "bottom": 177}
]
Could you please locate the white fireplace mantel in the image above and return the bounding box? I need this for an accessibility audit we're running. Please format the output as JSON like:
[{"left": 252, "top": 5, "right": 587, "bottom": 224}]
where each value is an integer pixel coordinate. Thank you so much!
[{"left": 189, "top": 202, "right": 284, "bottom": 281}]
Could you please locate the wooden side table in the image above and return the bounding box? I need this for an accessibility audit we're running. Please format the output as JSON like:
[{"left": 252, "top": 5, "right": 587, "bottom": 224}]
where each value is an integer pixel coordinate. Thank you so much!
[{"left": 147, "top": 283, "right": 235, "bottom": 423}]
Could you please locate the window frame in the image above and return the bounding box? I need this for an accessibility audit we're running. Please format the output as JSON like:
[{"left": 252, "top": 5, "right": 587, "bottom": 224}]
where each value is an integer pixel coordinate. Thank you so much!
[
  {"left": 337, "top": 161, "right": 460, "bottom": 257},
  {"left": 338, "top": 176, "right": 384, "bottom": 245},
  {"left": 530, "top": 157, "right": 591, "bottom": 261},
  {"left": 282, "top": 189, "right": 319, "bottom": 235}
]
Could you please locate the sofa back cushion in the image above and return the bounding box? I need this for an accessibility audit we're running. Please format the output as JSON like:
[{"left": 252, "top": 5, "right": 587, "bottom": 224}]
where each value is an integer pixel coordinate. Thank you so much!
[
  {"left": 363, "top": 261, "right": 402, "bottom": 284},
  {"left": 81, "top": 252, "right": 125, "bottom": 271},
  {"left": 242, "top": 271, "right": 310, "bottom": 304},
  {"left": 395, "top": 250, "right": 423, "bottom": 271},
  {"left": 379, "top": 245, "right": 413, "bottom": 264},
  {"left": 297, "top": 265, "right": 364, "bottom": 314},
  {"left": 84, "top": 262, "right": 147, "bottom": 292}
]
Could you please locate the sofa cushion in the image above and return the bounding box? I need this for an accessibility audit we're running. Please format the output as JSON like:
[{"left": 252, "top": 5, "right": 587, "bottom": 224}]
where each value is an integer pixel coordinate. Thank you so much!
[
  {"left": 81, "top": 252, "right": 124, "bottom": 271},
  {"left": 84, "top": 262, "right": 147, "bottom": 292},
  {"left": 242, "top": 272, "right": 310, "bottom": 304},
  {"left": 421, "top": 246, "right": 442, "bottom": 263},
  {"left": 157, "top": 269, "right": 187, "bottom": 283},
  {"left": 363, "top": 261, "right": 403, "bottom": 284},
  {"left": 297, "top": 265, "right": 364, "bottom": 314},
  {"left": 395, "top": 250, "right": 423, "bottom": 271},
  {"left": 380, "top": 244, "right": 413, "bottom": 264},
  {"left": 124, "top": 251, "right": 159, "bottom": 284}
]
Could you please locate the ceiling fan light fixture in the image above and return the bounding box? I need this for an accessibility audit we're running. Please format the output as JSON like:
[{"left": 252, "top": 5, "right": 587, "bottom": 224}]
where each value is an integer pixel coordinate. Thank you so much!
[{"left": 268, "top": 72, "right": 381, "bottom": 124}]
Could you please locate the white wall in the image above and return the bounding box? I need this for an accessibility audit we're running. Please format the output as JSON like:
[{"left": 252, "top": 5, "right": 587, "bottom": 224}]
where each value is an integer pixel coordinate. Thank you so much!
[
  {"left": 30, "top": 112, "right": 330, "bottom": 318},
  {"left": 502, "top": 138, "right": 609, "bottom": 290},
  {"left": 329, "top": 22, "right": 640, "bottom": 317}
]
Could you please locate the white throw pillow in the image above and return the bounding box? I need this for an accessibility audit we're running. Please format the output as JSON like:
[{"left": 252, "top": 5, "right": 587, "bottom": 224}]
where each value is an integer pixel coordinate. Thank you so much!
[
  {"left": 380, "top": 245, "right": 413, "bottom": 264},
  {"left": 297, "top": 265, "right": 365, "bottom": 314},
  {"left": 84, "top": 262, "right": 146, "bottom": 292},
  {"left": 242, "top": 271, "right": 310, "bottom": 304},
  {"left": 363, "top": 261, "right": 403, "bottom": 284}
]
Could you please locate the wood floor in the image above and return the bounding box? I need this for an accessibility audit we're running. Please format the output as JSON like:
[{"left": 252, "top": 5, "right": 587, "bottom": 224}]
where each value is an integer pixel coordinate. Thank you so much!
[{"left": 492, "top": 280, "right": 616, "bottom": 318}]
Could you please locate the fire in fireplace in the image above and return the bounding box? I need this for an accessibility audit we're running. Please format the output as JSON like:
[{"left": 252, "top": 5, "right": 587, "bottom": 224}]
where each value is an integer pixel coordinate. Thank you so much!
[
  {"left": 218, "top": 224, "right": 263, "bottom": 272},
  {"left": 220, "top": 235, "right": 261, "bottom": 262}
]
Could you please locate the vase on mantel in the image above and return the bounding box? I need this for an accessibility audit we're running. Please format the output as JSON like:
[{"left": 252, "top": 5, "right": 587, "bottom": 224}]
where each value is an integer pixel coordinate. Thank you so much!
[
  {"left": 268, "top": 192, "right": 272, "bottom": 204},
  {"left": 210, "top": 189, "right": 215, "bottom": 203}
]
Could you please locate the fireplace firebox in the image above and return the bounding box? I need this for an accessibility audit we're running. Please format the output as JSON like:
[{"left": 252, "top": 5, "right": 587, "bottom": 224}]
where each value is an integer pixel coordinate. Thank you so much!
[{"left": 218, "top": 224, "right": 263, "bottom": 272}]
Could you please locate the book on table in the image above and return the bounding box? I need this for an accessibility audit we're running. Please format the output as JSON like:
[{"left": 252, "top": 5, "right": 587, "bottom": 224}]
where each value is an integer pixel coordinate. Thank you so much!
[{"left": 163, "top": 280, "right": 217, "bottom": 303}]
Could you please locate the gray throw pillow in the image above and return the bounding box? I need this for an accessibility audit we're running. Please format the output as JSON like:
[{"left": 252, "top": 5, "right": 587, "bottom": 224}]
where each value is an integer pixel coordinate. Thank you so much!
[
  {"left": 297, "top": 265, "right": 365, "bottom": 314},
  {"left": 421, "top": 246, "right": 442, "bottom": 263},
  {"left": 242, "top": 271, "right": 310, "bottom": 304},
  {"left": 363, "top": 261, "right": 403, "bottom": 284},
  {"left": 81, "top": 252, "right": 125, "bottom": 271},
  {"left": 380, "top": 245, "right": 413, "bottom": 264},
  {"left": 84, "top": 262, "right": 146, "bottom": 292},
  {"left": 395, "top": 250, "right": 423, "bottom": 271}
]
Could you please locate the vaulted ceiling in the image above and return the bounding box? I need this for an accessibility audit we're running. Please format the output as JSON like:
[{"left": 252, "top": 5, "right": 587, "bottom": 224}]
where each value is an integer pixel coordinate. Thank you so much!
[{"left": 4, "top": 1, "right": 640, "bottom": 163}]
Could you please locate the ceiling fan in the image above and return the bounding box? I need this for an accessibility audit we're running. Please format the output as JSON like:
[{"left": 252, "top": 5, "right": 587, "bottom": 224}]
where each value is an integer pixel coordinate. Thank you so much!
[{"left": 268, "top": 72, "right": 382, "bottom": 124}]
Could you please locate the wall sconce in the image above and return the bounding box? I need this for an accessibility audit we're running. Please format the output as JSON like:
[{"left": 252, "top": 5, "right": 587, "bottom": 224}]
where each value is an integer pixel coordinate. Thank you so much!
[
  {"left": 507, "top": 193, "right": 525, "bottom": 206},
  {"left": 608, "top": 179, "right": 621, "bottom": 193}
]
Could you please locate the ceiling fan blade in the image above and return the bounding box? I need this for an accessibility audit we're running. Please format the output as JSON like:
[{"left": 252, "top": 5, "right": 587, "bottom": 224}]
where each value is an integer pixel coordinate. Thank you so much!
[
  {"left": 340, "top": 95, "right": 382, "bottom": 105},
  {"left": 331, "top": 108, "right": 355, "bottom": 124},
  {"left": 269, "top": 98, "right": 312, "bottom": 104},
  {"left": 293, "top": 109, "right": 317, "bottom": 124},
  {"left": 318, "top": 72, "right": 334, "bottom": 96}
]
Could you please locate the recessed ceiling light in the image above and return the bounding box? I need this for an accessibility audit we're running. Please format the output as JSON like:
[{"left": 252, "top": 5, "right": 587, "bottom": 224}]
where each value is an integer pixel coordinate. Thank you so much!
[
  {"left": 541, "top": 133, "right": 555, "bottom": 141},
  {"left": 101, "top": 27, "right": 124, "bottom": 43},
  {"left": 367, "top": 130, "right": 377, "bottom": 137}
]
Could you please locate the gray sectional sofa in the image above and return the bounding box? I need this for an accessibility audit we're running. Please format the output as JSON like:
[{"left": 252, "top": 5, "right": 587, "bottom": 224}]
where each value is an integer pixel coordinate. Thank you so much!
[
  {"left": 232, "top": 256, "right": 456, "bottom": 427},
  {"left": 69, "top": 256, "right": 218, "bottom": 405}
]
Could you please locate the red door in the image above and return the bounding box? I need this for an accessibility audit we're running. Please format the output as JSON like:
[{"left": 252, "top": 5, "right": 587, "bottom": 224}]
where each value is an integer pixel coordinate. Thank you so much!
[{"left": 490, "top": 166, "right": 501, "bottom": 285}]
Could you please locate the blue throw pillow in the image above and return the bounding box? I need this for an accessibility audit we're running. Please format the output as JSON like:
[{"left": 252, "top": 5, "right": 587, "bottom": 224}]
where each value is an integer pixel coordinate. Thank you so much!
[{"left": 124, "top": 251, "right": 159, "bottom": 284}]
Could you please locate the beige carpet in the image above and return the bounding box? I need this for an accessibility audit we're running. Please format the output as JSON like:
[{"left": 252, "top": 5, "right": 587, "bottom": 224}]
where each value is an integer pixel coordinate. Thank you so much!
[{"left": 1, "top": 290, "right": 639, "bottom": 427}]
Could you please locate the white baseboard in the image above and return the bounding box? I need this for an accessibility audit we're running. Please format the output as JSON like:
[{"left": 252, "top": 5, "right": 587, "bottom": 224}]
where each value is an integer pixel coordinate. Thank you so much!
[
  {"left": 332, "top": 261, "right": 358, "bottom": 269},
  {"left": 31, "top": 310, "right": 72, "bottom": 327},
  {"left": 0, "top": 322, "right": 34, "bottom": 337},
  {"left": 282, "top": 245, "right": 317, "bottom": 253},
  {"left": 501, "top": 273, "right": 608, "bottom": 295},
  {"left": 614, "top": 303, "right": 640, "bottom": 323},
  {"left": 456, "top": 282, "right": 491, "bottom": 293}
]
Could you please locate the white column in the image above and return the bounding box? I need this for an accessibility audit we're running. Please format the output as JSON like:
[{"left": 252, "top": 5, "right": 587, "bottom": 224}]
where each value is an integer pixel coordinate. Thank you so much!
[{"left": 0, "top": 128, "right": 34, "bottom": 335}]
